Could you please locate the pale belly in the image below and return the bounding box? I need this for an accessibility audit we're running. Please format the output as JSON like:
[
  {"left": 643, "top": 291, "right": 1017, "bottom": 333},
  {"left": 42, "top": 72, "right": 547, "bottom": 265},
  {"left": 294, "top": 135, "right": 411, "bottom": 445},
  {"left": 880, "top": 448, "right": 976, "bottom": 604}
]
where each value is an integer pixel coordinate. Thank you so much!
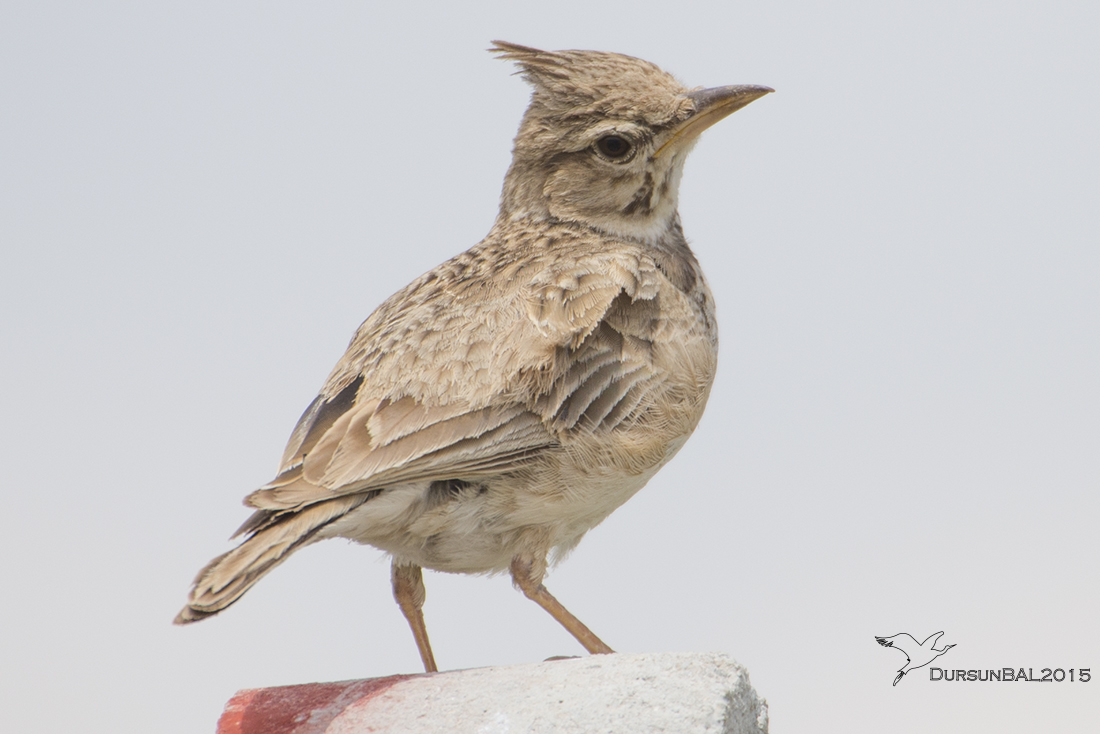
[{"left": 319, "top": 431, "right": 693, "bottom": 575}]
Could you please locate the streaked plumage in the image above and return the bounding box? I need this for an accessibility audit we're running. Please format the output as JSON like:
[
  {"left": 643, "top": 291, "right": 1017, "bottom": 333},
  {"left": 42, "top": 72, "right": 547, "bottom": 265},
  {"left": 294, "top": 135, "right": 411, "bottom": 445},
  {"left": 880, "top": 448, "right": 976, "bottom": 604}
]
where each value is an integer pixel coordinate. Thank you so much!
[{"left": 176, "top": 41, "right": 771, "bottom": 672}]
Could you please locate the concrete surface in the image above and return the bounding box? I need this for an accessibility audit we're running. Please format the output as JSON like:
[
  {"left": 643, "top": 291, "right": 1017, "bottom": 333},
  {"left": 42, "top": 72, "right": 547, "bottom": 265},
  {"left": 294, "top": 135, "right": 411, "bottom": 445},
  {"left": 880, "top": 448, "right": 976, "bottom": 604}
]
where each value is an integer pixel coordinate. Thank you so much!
[{"left": 216, "top": 652, "right": 767, "bottom": 733}]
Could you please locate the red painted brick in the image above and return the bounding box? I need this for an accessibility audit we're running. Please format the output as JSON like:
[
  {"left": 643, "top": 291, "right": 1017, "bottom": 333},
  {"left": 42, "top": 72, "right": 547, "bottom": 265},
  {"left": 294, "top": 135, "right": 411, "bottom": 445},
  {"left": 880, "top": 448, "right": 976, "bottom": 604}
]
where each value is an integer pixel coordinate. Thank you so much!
[{"left": 216, "top": 674, "right": 418, "bottom": 734}]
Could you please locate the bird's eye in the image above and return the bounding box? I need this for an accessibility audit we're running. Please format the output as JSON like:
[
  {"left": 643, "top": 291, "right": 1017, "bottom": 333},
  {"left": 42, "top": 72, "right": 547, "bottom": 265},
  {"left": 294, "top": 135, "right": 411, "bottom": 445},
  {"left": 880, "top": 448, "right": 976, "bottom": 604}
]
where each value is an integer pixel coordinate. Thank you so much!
[{"left": 595, "top": 134, "right": 634, "bottom": 161}]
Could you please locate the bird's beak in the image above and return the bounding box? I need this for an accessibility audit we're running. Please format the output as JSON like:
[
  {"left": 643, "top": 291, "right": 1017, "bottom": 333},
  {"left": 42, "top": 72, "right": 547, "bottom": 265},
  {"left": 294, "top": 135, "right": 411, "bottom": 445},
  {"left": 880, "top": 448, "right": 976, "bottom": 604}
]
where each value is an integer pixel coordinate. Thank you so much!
[{"left": 654, "top": 84, "right": 773, "bottom": 158}]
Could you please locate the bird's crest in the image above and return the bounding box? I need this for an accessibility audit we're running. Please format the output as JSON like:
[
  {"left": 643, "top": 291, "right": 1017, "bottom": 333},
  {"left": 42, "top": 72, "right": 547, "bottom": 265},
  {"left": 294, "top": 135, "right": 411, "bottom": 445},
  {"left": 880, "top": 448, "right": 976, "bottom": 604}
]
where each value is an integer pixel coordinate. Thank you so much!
[
  {"left": 489, "top": 41, "right": 571, "bottom": 81},
  {"left": 489, "top": 40, "right": 691, "bottom": 124}
]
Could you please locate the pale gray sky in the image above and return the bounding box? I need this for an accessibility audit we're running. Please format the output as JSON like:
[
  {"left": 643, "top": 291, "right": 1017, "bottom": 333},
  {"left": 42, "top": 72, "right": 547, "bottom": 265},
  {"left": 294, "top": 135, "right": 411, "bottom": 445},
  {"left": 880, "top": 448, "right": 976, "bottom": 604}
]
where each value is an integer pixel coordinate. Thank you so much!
[{"left": 2, "top": 2, "right": 1097, "bottom": 732}]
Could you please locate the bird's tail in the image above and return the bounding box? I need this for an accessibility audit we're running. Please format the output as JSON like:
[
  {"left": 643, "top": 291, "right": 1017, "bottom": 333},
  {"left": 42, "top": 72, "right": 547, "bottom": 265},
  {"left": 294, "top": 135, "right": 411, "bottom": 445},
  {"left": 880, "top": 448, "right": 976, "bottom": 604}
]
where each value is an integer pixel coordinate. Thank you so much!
[{"left": 174, "top": 495, "right": 366, "bottom": 624}]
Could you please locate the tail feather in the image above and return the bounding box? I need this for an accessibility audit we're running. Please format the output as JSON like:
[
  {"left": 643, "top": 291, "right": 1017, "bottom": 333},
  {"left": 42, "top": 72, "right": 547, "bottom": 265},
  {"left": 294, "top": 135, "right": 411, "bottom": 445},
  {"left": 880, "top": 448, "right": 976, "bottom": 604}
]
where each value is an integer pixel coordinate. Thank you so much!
[{"left": 174, "top": 494, "right": 366, "bottom": 624}]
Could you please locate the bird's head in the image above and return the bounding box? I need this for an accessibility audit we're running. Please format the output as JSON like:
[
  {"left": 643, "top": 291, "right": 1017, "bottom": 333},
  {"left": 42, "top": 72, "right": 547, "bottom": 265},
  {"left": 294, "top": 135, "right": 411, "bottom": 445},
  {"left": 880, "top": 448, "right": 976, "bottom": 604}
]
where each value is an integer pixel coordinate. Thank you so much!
[{"left": 492, "top": 41, "right": 771, "bottom": 244}]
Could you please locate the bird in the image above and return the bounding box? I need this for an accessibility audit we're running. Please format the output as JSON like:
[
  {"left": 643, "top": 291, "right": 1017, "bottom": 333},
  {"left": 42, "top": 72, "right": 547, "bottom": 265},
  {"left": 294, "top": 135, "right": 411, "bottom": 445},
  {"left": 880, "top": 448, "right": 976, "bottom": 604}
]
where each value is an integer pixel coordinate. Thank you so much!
[
  {"left": 875, "top": 632, "right": 956, "bottom": 685},
  {"left": 175, "top": 40, "right": 772, "bottom": 673}
]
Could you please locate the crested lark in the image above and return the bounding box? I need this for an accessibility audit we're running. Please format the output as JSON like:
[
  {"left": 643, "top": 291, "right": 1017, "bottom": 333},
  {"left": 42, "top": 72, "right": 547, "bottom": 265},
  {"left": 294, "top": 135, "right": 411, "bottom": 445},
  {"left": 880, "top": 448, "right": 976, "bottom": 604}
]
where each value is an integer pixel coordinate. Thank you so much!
[{"left": 176, "top": 41, "right": 771, "bottom": 673}]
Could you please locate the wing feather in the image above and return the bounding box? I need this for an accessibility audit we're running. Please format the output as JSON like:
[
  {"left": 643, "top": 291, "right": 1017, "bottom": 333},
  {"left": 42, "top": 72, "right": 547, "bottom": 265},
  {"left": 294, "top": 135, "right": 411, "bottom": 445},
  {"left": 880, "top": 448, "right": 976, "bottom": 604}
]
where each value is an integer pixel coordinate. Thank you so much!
[
  {"left": 246, "top": 230, "right": 672, "bottom": 518},
  {"left": 320, "top": 405, "right": 526, "bottom": 489}
]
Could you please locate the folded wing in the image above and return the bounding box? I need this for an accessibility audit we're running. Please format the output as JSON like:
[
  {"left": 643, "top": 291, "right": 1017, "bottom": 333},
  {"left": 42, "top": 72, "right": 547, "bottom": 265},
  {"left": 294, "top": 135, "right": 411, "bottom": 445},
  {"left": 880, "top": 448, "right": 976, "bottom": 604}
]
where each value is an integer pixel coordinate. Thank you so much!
[{"left": 237, "top": 242, "right": 668, "bottom": 533}]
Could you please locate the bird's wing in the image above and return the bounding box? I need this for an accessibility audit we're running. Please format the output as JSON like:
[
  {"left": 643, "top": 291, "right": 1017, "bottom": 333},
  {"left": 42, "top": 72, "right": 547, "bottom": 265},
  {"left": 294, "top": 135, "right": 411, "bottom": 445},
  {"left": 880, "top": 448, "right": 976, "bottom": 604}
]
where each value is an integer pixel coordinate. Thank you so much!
[
  {"left": 240, "top": 235, "right": 681, "bottom": 522},
  {"left": 876, "top": 633, "right": 919, "bottom": 660},
  {"left": 922, "top": 631, "right": 946, "bottom": 649}
]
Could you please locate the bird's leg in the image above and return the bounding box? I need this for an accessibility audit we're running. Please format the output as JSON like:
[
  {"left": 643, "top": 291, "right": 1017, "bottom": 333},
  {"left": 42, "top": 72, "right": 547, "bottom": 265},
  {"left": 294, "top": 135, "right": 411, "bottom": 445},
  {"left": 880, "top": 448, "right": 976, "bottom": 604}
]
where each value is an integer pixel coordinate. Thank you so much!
[
  {"left": 391, "top": 561, "right": 438, "bottom": 673},
  {"left": 510, "top": 555, "right": 615, "bottom": 655}
]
